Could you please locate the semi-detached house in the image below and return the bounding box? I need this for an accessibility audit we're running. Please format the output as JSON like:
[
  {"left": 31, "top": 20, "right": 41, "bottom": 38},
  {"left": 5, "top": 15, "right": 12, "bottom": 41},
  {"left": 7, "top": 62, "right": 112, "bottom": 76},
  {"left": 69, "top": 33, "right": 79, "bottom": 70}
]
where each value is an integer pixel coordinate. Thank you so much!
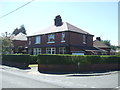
[{"left": 27, "top": 15, "right": 98, "bottom": 55}]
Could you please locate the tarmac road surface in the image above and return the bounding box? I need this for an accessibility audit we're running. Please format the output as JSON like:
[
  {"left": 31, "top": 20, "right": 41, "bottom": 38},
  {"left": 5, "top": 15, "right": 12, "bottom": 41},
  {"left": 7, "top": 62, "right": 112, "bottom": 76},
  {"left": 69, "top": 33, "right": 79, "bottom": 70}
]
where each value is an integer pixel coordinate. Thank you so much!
[{"left": 0, "top": 65, "right": 119, "bottom": 89}]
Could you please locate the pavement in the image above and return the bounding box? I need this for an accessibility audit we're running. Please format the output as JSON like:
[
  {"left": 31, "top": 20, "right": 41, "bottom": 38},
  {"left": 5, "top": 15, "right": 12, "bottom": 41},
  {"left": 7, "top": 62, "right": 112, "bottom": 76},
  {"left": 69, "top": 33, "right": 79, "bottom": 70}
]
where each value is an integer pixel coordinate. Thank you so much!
[{"left": 27, "top": 65, "right": 119, "bottom": 76}]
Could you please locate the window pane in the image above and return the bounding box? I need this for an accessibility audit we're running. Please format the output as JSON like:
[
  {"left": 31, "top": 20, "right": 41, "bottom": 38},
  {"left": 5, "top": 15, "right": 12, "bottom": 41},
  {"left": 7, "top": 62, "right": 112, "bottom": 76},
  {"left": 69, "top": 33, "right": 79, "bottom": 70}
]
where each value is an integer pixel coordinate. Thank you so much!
[
  {"left": 83, "top": 35, "right": 87, "bottom": 44},
  {"left": 28, "top": 37, "right": 31, "bottom": 45},
  {"left": 59, "top": 47, "right": 66, "bottom": 54},
  {"left": 46, "top": 47, "right": 56, "bottom": 54},
  {"left": 36, "top": 36, "right": 40, "bottom": 44},
  {"left": 48, "top": 34, "right": 55, "bottom": 42},
  {"left": 62, "top": 32, "right": 65, "bottom": 41}
]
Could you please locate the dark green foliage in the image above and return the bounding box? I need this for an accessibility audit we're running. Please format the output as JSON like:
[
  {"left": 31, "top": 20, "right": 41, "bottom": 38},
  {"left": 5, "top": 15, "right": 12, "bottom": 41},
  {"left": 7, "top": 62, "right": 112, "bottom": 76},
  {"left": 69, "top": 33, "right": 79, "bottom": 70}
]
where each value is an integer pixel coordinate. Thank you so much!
[
  {"left": 2, "top": 54, "right": 38, "bottom": 64},
  {"left": 30, "top": 55, "right": 38, "bottom": 64},
  {"left": 37, "top": 54, "right": 120, "bottom": 65},
  {"left": 116, "top": 52, "right": 120, "bottom": 56},
  {"left": 18, "top": 46, "right": 25, "bottom": 53},
  {"left": 2, "top": 54, "right": 30, "bottom": 63},
  {"left": 12, "top": 25, "right": 27, "bottom": 35}
]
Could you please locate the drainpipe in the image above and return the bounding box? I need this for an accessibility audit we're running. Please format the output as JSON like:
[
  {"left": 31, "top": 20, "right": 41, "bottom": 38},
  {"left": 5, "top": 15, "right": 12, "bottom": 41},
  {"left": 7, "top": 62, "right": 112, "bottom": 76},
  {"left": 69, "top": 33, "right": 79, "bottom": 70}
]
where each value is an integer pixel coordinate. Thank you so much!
[{"left": 68, "top": 31, "right": 71, "bottom": 54}]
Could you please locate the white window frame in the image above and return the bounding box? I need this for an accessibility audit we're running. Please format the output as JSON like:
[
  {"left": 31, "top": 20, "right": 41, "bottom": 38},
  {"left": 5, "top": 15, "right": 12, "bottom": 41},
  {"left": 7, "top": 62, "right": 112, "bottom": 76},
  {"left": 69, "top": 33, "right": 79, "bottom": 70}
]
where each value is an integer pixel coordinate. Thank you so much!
[
  {"left": 46, "top": 47, "right": 56, "bottom": 54},
  {"left": 33, "top": 48, "right": 42, "bottom": 55},
  {"left": 59, "top": 47, "right": 66, "bottom": 54},
  {"left": 61, "top": 32, "right": 65, "bottom": 42},
  {"left": 35, "top": 36, "right": 41, "bottom": 44},
  {"left": 83, "top": 35, "right": 87, "bottom": 44},
  {"left": 48, "top": 34, "right": 55, "bottom": 43}
]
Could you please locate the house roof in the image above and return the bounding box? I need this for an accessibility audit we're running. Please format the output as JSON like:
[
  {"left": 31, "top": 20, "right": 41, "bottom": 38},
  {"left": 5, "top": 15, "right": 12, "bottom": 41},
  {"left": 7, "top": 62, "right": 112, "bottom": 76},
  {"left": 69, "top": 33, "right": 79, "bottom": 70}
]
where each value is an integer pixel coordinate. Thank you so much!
[
  {"left": 10, "top": 33, "right": 27, "bottom": 41},
  {"left": 93, "top": 40, "right": 110, "bottom": 48},
  {"left": 28, "top": 22, "right": 93, "bottom": 37}
]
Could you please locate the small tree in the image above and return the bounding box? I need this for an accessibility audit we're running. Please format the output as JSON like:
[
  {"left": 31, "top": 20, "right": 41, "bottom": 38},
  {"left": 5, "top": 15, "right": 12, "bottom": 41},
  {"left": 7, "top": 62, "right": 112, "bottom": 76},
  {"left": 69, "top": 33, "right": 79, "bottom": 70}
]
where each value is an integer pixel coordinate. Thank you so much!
[
  {"left": 19, "top": 25, "right": 27, "bottom": 35},
  {"left": 2, "top": 32, "right": 13, "bottom": 54},
  {"left": 18, "top": 46, "right": 25, "bottom": 53},
  {"left": 102, "top": 40, "right": 118, "bottom": 50},
  {"left": 12, "top": 25, "right": 27, "bottom": 35},
  {"left": 101, "top": 40, "right": 111, "bottom": 46}
]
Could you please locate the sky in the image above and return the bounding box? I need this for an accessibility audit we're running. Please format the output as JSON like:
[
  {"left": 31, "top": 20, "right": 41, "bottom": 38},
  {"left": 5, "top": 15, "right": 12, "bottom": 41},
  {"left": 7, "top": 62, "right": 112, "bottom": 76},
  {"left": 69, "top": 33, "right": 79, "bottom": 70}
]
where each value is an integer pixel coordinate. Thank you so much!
[{"left": 0, "top": 0, "right": 118, "bottom": 45}]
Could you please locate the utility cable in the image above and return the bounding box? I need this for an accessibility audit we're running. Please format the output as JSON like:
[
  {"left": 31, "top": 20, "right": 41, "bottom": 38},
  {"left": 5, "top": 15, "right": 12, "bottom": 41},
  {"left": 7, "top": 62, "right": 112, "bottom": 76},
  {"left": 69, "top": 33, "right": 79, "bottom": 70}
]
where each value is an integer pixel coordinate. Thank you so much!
[{"left": 0, "top": 0, "right": 35, "bottom": 19}]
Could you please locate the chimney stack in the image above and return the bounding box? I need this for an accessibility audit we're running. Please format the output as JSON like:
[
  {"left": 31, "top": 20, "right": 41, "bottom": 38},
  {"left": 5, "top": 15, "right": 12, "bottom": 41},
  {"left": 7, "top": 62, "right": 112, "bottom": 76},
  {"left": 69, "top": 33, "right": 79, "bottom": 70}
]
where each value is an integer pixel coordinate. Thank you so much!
[
  {"left": 54, "top": 15, "right": 63, "bottom": 26},
  {"left": 96, "top": 37, "right": 101, "bottom": 41}
]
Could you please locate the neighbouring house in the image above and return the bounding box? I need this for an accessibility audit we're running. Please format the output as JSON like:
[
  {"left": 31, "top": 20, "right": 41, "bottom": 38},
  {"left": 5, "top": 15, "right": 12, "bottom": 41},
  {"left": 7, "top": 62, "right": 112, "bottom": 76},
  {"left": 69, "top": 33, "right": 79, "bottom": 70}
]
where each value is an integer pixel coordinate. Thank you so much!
[
  {"left": 27, "top": 15, "right": 99, "bottom": 55},
  {"left": 10, "top": 32, "right": 27, "bottom": 54},
  {"left": 93, "top": 37, "right": 111, "bottom": 55}
]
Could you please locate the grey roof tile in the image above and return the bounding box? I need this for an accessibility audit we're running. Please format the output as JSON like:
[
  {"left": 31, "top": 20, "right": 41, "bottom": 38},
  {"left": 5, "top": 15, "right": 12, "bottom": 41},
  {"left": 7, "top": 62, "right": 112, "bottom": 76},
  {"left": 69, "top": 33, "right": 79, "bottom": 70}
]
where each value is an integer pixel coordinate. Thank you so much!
[
  {"left": 28, "top": 22, "right": 93, "bottom": 36},
  {"left": 93, "top": 40, "right": 110, "bottom": 48}
]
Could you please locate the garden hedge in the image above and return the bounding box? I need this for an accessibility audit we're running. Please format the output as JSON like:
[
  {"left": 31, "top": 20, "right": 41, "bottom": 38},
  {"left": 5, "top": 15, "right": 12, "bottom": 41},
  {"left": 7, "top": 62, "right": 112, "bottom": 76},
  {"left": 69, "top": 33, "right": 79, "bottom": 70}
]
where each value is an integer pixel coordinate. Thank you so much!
[
  {"left": 2, "top": 54, "right": 30, "bottom": 63},
  {"left": 37, "top": 54, "right": 120, "bottom": 65},
  {"left": 2, "top": 54, "right": 31, "bottom": 68},
  {"left": 29, "top": 55, "right": 38, "bottom": 64}
]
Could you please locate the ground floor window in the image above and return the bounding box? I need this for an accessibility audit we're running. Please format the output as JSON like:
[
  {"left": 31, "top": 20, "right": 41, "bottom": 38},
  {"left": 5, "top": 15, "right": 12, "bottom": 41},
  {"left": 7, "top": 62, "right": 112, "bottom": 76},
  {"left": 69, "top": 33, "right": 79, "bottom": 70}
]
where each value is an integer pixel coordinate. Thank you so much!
[
  {"left": 59, "top": 47, "right": 66, "bottom": 54},
  {"left": 46, "top": 47, "right": 56, "bottom": 54},
  {"left": 33, "top": 48, "right": 42, "bottom": 55}
]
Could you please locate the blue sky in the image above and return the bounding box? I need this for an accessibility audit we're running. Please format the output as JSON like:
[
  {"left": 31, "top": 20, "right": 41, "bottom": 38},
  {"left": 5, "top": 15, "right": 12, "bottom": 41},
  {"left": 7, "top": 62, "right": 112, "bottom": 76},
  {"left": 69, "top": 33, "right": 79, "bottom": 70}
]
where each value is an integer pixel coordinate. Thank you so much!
[{"left": 0, "top": 0, "right": 118, "bottom": 45}]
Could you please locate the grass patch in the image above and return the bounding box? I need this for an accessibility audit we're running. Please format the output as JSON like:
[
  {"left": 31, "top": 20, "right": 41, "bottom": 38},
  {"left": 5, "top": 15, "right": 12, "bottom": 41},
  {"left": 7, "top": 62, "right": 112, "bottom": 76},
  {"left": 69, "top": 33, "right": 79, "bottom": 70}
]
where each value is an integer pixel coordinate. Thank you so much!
[{"left": 29, "top": 64, "right": 38, "bottom": 67}]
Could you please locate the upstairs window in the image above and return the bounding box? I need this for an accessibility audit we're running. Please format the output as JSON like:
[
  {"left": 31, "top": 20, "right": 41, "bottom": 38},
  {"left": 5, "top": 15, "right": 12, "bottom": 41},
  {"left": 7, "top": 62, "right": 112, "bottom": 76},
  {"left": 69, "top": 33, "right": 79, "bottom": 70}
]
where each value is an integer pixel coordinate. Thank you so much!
[
  {"left": 83, "top": 35, "right": 87, "bottom": 44},
  {"left": 48, "top": 34, "right": 55, "bottom": 43},
  {"left": 35, "top": 36, "right": 41, "bottom": 44},
  {"left": 28, "top": 37, "right": 31, "bottom": 45},
  {"left": 61, "top": 32, "right": 65, "bottom": 42}
]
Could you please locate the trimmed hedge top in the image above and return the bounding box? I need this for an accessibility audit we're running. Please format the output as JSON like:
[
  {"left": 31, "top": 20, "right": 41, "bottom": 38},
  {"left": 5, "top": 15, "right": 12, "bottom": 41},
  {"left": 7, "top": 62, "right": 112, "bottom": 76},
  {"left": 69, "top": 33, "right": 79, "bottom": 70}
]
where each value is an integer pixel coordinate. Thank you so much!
[{"left": 37, "top": 54, "right": 120, "bottom": 65}]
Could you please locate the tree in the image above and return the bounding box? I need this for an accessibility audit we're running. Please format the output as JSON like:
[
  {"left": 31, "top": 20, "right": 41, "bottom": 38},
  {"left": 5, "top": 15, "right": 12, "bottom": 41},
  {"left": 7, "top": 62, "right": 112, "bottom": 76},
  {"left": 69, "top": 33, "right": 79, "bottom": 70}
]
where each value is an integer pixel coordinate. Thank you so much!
[
  {"left": 12, "top": 25, "right": 27, "bottom": 35},
  {"left": 101, "top": 40, "right": 111, "bottom": 46},
  {"left": 18, "top": 46, "right": 25, "bottom": 53},
  {"left": 2, "top": 32, "right": 13, "bottom": 54},
  {"left": 101, "top": 40, "right": 117, "bottom": 50},
  {"left": 19, "top": 25, "right": 27, "bottom": 35}
]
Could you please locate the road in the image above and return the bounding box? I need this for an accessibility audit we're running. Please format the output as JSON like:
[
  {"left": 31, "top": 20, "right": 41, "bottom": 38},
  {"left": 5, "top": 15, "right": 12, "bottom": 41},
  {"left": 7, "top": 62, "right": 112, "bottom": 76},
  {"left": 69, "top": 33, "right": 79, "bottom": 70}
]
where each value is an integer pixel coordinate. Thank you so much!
[{"left": 0, "top": 65, "right": 119, "bottom": 89}]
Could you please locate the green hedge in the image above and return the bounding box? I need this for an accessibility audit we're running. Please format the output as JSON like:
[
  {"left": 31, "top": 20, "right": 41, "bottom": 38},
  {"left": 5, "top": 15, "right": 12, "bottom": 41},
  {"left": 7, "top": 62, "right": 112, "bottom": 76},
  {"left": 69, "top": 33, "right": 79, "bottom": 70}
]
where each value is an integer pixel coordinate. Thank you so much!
[
  {"left": 2, "top": 54, "right": 38, "bottom": 64},
  {"left": 37, "top": 54, "right": 120, "bottom": 65},
  {"left": 2, "top": 54, "right": 30, "bottom": 63},
  {"left": 30, "top": 55, "right": 38, "bottom": 64}
]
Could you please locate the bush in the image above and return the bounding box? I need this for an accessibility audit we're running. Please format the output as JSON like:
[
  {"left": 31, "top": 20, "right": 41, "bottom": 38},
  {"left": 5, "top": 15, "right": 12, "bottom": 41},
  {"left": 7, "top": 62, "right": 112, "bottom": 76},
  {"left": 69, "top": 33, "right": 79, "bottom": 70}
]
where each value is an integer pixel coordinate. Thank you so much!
[
  {"left": 116, "top": 52, "right": 120, "bottom": 56},
  {"left": 30, "top": 55, "right": 38, "bottom": 64},
  {"left": 37, "top": 54, "right": 120, "bottom": 65}
]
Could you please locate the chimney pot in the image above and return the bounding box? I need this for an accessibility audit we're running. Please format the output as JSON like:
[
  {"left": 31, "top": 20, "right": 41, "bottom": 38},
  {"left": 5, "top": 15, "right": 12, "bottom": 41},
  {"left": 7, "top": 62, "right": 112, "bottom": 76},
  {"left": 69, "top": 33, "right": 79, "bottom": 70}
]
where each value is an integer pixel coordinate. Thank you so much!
[{"left": 96, "top": 37, "right": 101, "bottom": 41}]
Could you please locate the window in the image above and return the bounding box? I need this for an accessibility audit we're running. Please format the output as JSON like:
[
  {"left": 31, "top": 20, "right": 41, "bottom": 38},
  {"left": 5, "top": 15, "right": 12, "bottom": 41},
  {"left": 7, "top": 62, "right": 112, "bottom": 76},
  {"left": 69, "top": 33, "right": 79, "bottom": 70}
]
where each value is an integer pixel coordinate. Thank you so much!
[
  {"left": 35, "top": 36, "right": 41, "bottom": 44},
  {"left": 46, "top": 47, "right": 56, "bottom": 54},
  {"left": 61, "top": 32, "right": 65, "bottom": 42},
  {"left": 48, "top": 34, "right": 55, "bottom": 43},
  {"left": 83, "top": 35, "right": 87, "bottom": 44},
  {"left": 59, "top": 47, "right": 66, "bottom": 54},
  {"left": 28, "top": 37, "right": 31, "bottom": 45},
  {"left": 33, "top": 48, "right": 42, "bottom": 55}
]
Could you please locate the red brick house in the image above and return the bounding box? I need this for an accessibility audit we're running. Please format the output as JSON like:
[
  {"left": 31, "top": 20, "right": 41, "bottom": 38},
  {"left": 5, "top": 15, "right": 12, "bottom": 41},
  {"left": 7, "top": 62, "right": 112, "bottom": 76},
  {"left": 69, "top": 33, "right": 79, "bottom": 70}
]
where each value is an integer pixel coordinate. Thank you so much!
[
  {"left": 27, "top": 15, "right": 98, "bottom": 55},
  {"left": 11, "top": 33, "right": 27, "bottom": 53}
]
